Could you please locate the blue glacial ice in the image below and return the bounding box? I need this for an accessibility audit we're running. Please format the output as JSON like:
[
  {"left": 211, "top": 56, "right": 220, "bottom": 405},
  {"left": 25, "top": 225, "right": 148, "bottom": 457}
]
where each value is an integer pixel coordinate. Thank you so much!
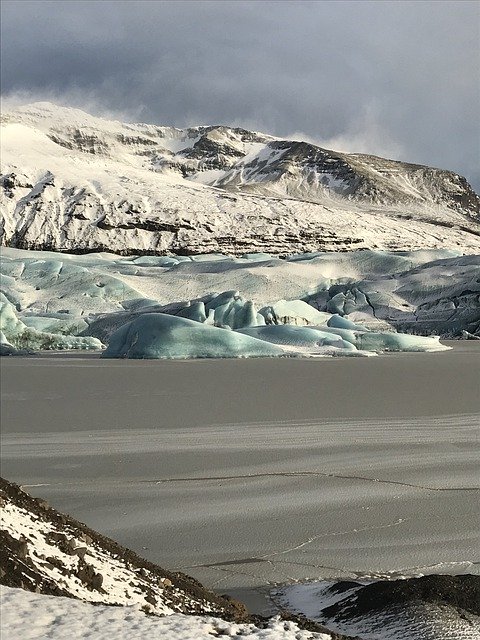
[
  {"left": 99, "top": 304, "right": 448, "bottom": 359},
  {"left": 1, "top": 247, "right": 476, "bottom": 356},
  {"left": 211, "top": 296, "right": 265, "bottom": 330},
  {"left": 237, "top": 325, "right": 358, "bottom": 354},
  {"left": 356, "top": 331, "right": 449, "bottom": 352},
  {"left": 326, "top": 314, "right": 367, "bottom": 331},
  {"left": 0, "top": 293, "right": 102, "bottom": 352},
  {"left": 236, "top": 324, "right": 448, "bottom": 355},
  {"left": 102, "top": 313, "right": 284, "bottom": 359},
  {"left": 260, "top": 299, "right": 331, "bottom": 326}
]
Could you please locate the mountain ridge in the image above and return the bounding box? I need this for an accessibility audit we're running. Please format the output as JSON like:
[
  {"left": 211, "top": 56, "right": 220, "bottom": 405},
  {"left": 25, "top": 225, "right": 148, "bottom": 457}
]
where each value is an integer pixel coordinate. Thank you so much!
[{"left": 1, "top": 102, "right": 479, "bottom": 256}]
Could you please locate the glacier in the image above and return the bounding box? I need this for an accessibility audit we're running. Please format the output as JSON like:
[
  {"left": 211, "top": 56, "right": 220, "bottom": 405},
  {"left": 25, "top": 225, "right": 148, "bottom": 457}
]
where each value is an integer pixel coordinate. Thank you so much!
[
  {"left": 0, "top": 246, "right": 472, "bottom": 357},
  {"left": 0, "top": 293, "right": 102, "bottom": 352}
]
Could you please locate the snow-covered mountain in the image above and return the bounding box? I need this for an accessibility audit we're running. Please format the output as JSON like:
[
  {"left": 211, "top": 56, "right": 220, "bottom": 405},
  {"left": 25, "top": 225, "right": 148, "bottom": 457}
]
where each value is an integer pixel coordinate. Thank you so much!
[{"left": 1, "top": 102, "right": 479, "bottom": 256}]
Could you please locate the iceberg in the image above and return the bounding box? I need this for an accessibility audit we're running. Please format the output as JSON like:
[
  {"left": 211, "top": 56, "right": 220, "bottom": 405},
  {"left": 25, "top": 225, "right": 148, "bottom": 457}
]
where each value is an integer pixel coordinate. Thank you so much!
[
  {"left": 237, "top": 325, "right": 357, "bottom": 352},
  {"left": 0, "top": 293, "right": 103, "bottom": 351},
  {"left": 20, "top": 314, "right": 89, "bottom": 335},
  {"left": 326, "top": 314, "right": 367, "bottom": 330},
  {"left": 202, "top": 291, "right": 265, "bottom": 329},
  {"left": 356, "top": 331, "right": 450, "bottom": 352},
  {"left": 260, "top": 299, "right": 331, "bottom": 326},
  {"left": 176, "top": 301, "right": 208, "bottom": 323},
  {"left": 102, "top": 313, "right": 285, "bottom": 359},
  {"left": 1, "top": 247, "right": 475, "bottom": 355},
  {"left": 0, "top": 330, "right": 23, "bottom": 355}
]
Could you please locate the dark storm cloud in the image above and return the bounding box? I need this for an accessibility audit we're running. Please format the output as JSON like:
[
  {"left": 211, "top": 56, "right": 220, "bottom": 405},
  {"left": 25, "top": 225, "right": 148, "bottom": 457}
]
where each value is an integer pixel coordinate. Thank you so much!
[{"left": 1, "top": 0, "right": 479, "bottom": 188}]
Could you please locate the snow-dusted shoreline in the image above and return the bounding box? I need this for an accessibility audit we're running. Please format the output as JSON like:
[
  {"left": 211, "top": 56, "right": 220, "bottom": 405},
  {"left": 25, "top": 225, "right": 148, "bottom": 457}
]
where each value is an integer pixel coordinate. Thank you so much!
[
  {"left": 0, "top": 477, "right": 345, "bottom": 638},
  {"left": 1, "top": 586, "right": 333, "bottom": 640}
]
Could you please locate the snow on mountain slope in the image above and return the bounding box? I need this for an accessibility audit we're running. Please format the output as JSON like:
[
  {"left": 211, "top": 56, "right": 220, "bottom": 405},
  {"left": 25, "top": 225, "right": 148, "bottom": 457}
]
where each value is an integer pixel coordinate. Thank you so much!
[
  {"left": 213, "top": 139, "right": 479, "bottom": 213},
  {"left": 1, "top": 102, "right": 479, "bottom": 256},
  {"left": 0, "top": 478, "right": 349, "bottom": 639},
  {"left": 0, "top": 477, "right": 238, "bottom": 617}
]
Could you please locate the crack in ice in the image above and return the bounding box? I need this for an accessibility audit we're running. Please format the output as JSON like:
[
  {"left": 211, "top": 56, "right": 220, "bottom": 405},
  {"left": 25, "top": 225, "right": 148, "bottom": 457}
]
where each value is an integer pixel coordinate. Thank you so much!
[
  {"left": 261, "top": 517, "right": 407, "bottom": 560},
  {"left": 145, "top": 471, "right": 480, "bottom": 493}
]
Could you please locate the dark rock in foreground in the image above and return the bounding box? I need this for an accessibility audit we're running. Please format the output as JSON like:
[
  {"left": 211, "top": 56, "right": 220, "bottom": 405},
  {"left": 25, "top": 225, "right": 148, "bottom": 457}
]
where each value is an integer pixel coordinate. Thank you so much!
[
  {"left": 322, "top": 574, "right": 480, "bottom": 620},
  {"left": 315, "top": 575, "right": 480, "bottom": 639}
]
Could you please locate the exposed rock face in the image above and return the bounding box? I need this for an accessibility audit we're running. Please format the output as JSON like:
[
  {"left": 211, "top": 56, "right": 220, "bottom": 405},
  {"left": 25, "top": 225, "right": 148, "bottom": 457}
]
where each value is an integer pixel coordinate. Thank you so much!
[
  {"left": 1, "top": 102, "right": 479, "bottom": 256},
  {"left": 318, "top": 576, "right": 480, "bottom": 640},
  {"left": 322, "top": 575, "right": 480, "bottom": 620},
  {"left": 275, "top": 577, "right": 480, "bottom": 640}
]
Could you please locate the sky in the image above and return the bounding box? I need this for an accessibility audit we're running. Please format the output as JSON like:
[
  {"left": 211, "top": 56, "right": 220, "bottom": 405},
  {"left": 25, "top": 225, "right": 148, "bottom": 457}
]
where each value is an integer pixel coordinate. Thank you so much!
[{"left": 1, "top": 0, "right": 479, "bottom": 190}]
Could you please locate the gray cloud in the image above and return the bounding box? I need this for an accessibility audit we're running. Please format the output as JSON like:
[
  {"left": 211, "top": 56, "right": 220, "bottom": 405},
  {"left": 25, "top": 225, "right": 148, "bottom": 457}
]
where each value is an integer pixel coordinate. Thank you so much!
[{"left": 1, "top": 0, "right": 479, "bottom": 189}]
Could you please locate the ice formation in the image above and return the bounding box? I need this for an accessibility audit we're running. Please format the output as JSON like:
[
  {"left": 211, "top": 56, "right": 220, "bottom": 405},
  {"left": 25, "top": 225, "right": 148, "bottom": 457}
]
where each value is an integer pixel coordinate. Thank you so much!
[
  {"left": 356, "top": 331, "right": 448, "bottom": 352},
  {"left": 237, "top": 325, "right": 358, "bottom": 354},
  {"left": 260, "top": 300, "right": 331, "bottom": 326},
  {"left": 0, "top": 246, "right": 477, "bottom": 356},
  {"left": 102, "top": 313, "right": 284, "bottom": 359},
  {"left": 0, "top": 293, "right": 102, "bottom": 352}
]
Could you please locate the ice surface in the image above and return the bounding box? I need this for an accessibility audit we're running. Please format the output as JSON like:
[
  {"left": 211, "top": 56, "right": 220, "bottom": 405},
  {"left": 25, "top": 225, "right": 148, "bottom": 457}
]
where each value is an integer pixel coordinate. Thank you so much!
[
  {"left": 1, "top": 246, "right": 477, "bottom": 355},
  {"left": 237, "top": 325, "right": 357, "bottom": 353},
  {"left": 102, "top": 313, "right": 284, "bottom": 359},
  {"left": 176, "top": 301, "right": 208, "bottom": 323},
  {"left": 356, "top": 331, "right": 450, "bottom": 352},
  {"left": 260, "top": 299, "right": 332, "bottom": 326},
  {"left": 327, "top": 314, "right": 367, "bottom": 330},
  {"left": 0, "top": 293, "right": 102, "bottom": 352},
  {"left": 3, "top": 354, "right": 479, "bottom": 595},
  {"left": 20, "top": 315, "right": 89, "bottom": 335}
]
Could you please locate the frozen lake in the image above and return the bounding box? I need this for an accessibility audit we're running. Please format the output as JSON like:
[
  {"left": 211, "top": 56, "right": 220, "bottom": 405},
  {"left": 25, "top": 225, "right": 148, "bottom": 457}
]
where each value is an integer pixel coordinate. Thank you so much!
[{"left": 1, "top": 343, "right": 479, "bottom": 614}]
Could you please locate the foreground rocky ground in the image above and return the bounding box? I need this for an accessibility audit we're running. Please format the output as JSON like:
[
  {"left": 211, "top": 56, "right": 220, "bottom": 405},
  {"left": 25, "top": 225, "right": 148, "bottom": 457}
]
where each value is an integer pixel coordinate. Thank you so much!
[
  {"left": 2, "top": 477, "right": 479, "bottom": 638},
  {"left": 0, "top": 478, "right": 353, "bottom": 639}
]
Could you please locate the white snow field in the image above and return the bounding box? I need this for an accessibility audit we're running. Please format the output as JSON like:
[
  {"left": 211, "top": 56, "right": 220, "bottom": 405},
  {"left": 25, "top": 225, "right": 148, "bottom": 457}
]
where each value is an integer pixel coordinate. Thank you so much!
[
  {"left": 1, "top": 102, "right": 479, "bottom": 257},
  {"left": 1, "top": 587, "right": 331, "bottom": 640},
  {"left": 2, "top": 246, "right": 478, "bottom": 357}
]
